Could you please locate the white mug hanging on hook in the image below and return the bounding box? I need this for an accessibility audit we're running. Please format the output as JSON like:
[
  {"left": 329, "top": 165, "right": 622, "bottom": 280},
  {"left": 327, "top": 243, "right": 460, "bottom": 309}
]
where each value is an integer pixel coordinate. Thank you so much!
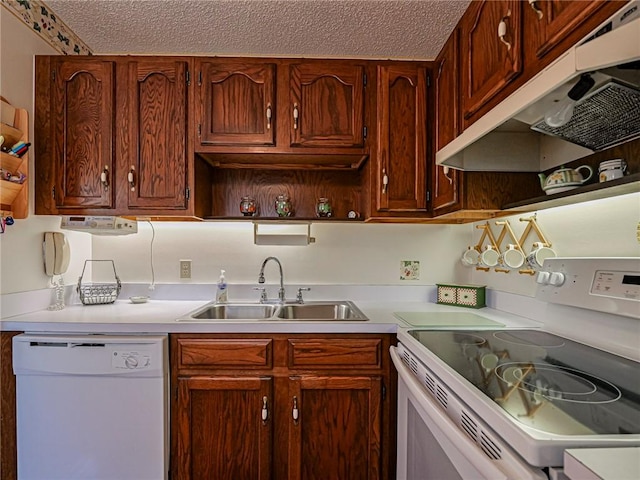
[
  {"left": 526, "top": 242, "right": 556, "bottom": 269},
  {"left": 479, "top": 245, "right": 500, "bottom": 268},
  {"left": 498, "top": 244, "right": 525, "bottom": 269},
  {"left": 461, "top": 247, "right": 480, "bottom": 267}
]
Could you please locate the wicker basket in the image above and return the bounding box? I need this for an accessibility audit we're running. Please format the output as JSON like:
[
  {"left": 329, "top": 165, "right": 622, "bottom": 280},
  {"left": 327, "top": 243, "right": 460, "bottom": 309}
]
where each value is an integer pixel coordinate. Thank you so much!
[{"left": 77, "top": 260, "right": 121, "bottom": 305}]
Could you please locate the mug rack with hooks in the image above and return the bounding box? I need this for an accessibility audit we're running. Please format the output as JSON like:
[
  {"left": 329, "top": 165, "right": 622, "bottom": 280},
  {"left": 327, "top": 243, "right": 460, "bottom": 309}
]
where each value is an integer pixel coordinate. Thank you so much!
[{"left": 466, "top": 214, "right": 553, "bottom": 275}]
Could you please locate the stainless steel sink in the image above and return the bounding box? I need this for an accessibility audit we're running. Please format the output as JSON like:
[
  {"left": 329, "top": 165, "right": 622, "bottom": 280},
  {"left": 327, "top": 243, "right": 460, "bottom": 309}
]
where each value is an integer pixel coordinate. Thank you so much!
[
  {"left": 187, "top": 303, "right": 279, "bottom": 320},
  {"left": 276, "top": 301, "right": 368, "bottom": 321},
  {"left": 178, "top": 300, "right": 368, "bottom": 321}
]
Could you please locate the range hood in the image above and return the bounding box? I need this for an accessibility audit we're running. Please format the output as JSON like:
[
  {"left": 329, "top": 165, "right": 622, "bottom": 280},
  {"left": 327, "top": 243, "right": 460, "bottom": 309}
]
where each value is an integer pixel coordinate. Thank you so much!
[{"left": 437, "top": 2, "right": 640, "bottom": 172}]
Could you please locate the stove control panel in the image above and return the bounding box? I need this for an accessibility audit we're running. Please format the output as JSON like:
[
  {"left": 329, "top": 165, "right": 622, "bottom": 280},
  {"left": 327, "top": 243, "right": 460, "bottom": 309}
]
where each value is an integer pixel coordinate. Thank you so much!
[{"left": 536, "top": 257, "right": 640, "bottom": 319}]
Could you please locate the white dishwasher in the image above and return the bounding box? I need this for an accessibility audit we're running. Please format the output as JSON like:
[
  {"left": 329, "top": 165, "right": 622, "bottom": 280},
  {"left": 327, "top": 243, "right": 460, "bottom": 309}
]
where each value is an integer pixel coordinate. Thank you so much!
[{"left": 13, "top": 333, "right": 168, "bottom": 480}]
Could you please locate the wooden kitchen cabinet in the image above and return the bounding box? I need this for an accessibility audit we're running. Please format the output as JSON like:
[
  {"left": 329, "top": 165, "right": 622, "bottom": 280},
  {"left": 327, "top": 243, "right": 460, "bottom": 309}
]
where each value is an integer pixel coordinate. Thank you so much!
[
  {"left": 117, "top": 58, "right": 191, "bottom": 211},
  {"left": 432, "top": 28, "right": 463, "bottom": 216},
  {"left": 195, "top": 60, "right": 276, "bottom": 147},
  {"left": 35, "top": 56, "right": 193, "bottom": 216},
  {"left": 522, "top": 0, "right": 627, "bottom": 75},
  {"left": 194, "top": 58, "right": 368, "bottom": 156},
  {"left": 372, "top": 63, "right": 429, "bottom": 217},
  {"left": 288, "top": 62, "right": 366, "bottom": 149},
  {"left": 35, "top": 57, "right": 116, "bottom": 211},
  {"left": 0, "top": 332, "right": 19, "bottom": 480},
  {"left": 170, "top": 333, "right": 395, "bottom": 480},
  {"left": 460, "top": 0, "right": 523, "bottom": 129}
]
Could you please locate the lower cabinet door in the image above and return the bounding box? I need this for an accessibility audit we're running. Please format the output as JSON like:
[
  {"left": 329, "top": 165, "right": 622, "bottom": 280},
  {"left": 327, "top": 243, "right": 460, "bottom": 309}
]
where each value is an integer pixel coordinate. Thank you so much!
[
  {"left": 287, "top": 375, "right": 382, "bottom": 480},
  {"left": 175, "top": 376, "right": 273, "bottom": 480}
]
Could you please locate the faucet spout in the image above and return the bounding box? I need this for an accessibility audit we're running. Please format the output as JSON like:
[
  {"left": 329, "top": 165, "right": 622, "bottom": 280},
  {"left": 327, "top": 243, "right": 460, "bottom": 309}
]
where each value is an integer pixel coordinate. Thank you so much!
[{"left": 258, "top": 256, "right": 285, "bottom": 302}]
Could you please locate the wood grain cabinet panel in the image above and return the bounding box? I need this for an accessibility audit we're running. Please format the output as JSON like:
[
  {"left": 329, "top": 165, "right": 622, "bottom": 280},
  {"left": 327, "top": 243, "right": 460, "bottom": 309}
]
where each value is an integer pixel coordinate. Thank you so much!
[
  {"left": 460, "top": 0, "right": 523, "bottom": 128},
  {"left": 375, "top": 63, "right": 428, "bottom": 214},
  {"left": 170, "top": 333, "right": 394, "bottom": 480},
  {"left": 49, "top": 58, "right": 116, "bottom": 210},
  {"left": 176, "top": 338, "right": 272, "bottom": 370},
  {"left": 196, "top": 60, "right": 276, "bottom": 147},
  {"left": 288, "top": 63, "right": 366, "bottom": 148},
  {"left": 118, "top": 58, "right": 190, "bottom": 211},
  {"left": 288, "top": 338, "right": 381, "bottom": 369},
  {"left": 287, "top": 375, "right": 382, "bottom": 480},
  {"left": 175, "top": 376, "right": 273, "bottom": 480},
  {"left": 35, "top": 56, "right": 193, "bottom": 216},
  {"left": 433, "top": 28, "right": 463, "bottom": 216}
]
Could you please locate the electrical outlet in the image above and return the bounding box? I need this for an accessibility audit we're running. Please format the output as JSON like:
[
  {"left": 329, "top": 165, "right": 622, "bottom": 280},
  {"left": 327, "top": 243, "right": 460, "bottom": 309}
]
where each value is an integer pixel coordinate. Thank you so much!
[{"left": 180, "top": 260, "right": 192, "bottom": 279}]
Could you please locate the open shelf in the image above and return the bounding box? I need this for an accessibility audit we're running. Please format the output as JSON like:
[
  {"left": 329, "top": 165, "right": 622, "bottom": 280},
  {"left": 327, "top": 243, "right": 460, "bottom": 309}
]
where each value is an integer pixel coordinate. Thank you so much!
[
  {"left": 503, "top": 173, "right": 640, "bottom": 211},
  {"left": 197, "top": 152, "right": 368, "bottom": 170},
  {"left": 0, "top": 98, "right": 29, "bottom": 219}
]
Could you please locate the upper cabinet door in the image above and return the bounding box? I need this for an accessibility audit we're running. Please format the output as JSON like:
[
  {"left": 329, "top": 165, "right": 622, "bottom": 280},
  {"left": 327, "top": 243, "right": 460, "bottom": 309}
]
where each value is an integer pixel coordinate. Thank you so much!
[
  {"left": 528, "top": 0, "right": 617, "bottom": 59},
  {"left": 460, "top": 0, "right": 523, "bottom": 128},
  {"left": 288, "top": 63, "right": 365, "bottom": 148},
  {"left": 376, "top": 64, "right": 428, "bottom": 213},
  {"left": 196, "top": 61, "right": 276, "bottom": 147},
  {"left": 51, "top": 59, "right": 115, "bottom": 209},
  {"left": 120, "top": 58, "right": 190, "bottom": 210},
  {"left": 433, "top": 30, "right": 462, "bottom": 215}
]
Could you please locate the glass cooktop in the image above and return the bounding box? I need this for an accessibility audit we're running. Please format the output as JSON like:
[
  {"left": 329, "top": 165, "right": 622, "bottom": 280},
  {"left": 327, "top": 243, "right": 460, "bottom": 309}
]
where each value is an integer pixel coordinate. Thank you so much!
[{"left": 409, "top": 329, "right": 640, "bottom": 436}]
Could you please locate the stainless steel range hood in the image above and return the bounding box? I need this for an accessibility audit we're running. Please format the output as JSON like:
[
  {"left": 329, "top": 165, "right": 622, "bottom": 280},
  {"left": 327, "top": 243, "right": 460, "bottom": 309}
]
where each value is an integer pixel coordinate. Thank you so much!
[{"left": 437, "top": 3, "right": 640, "bottom": 172}]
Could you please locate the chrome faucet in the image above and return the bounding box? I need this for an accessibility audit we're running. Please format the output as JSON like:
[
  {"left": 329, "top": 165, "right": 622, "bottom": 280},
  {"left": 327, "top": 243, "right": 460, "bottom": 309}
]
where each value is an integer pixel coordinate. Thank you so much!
[{"left": 258, "top": 256, "right": 286, "bottom": 302}]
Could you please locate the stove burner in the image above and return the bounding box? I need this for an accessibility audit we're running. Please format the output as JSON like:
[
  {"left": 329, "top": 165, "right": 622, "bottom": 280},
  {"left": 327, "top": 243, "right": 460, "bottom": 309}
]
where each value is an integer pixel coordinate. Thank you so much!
[
  {"left": 495, "top": 362, "right": 621, "bottom": 404},
  {"left": 493, "top": 331, "right": 566, "bottom": 348}
]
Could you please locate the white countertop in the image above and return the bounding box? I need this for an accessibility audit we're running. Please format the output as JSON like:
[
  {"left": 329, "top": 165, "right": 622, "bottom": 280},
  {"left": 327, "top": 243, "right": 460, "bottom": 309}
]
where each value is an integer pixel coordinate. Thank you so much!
[
  {"left": 564, "top": 447, "right": 640, "bottom": 480},
  {"left": 0, "top": 298, "right": 540, "bottom": 334}
]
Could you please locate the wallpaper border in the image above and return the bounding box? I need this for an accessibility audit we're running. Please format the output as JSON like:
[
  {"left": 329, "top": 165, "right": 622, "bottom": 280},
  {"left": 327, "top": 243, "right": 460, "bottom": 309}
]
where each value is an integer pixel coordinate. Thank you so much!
[{"left": 1, "top": 0, "right": 92, "bottom": 55}]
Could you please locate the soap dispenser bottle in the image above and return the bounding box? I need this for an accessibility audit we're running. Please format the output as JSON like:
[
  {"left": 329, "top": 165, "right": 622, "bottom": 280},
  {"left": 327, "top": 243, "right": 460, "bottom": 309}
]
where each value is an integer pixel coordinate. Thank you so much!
[{"left": 216, "top": 269, "right": 228, "bottom": 303}]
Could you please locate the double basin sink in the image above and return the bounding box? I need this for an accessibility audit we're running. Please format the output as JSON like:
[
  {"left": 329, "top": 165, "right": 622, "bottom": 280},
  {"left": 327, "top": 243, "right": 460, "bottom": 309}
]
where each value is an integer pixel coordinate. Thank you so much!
[{"left": 180, "top": 300, "right": 368, "bottom": 322}]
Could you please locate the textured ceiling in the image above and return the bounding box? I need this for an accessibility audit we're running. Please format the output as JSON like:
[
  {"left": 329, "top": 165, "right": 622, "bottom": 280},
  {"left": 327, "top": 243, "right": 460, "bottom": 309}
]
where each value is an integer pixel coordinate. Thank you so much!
[{"left": 44, "top": 0, "right": 471, "bottom": 60}]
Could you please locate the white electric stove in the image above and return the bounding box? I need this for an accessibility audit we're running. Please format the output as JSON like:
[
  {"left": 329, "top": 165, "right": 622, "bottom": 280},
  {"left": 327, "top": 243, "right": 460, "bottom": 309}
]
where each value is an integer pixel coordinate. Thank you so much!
[{"left": 392, "top": 258, "right": 640, "bottom": 480}]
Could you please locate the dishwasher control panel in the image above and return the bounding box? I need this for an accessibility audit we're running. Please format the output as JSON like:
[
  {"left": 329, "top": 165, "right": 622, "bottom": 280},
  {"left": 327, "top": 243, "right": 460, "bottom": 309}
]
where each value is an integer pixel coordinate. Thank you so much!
[{"left": 112, "top": 350, "right": 152, "bottom": 369}]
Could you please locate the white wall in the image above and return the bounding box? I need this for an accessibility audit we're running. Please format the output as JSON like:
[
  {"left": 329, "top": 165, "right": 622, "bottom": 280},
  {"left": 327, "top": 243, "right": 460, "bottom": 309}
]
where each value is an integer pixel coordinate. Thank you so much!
[
  {"left": 91, "top": 222, "right": 471, "bottom": 286},
  {"left": 0, "top": 8, "right": 91, "bottom": 298}
]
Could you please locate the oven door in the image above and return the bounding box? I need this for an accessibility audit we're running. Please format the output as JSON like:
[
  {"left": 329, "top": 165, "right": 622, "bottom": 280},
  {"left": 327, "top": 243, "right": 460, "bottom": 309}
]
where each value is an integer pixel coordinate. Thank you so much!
[{"left": 391, "top": 346, "right": 546, "bottom": 480}]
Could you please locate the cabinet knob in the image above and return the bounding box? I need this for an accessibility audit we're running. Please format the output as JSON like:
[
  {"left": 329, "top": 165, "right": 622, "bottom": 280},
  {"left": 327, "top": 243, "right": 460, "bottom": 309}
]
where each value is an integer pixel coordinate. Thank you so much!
[
  {"left": 382, "top": 168, "right": 389, "bottom": 194},
  {"left": 293, "top": 103, "right": 299, "bottom": 130},
  {"left": 292, "top": 396, "right": 299, "bottom": 424},
  {"left": 266, "top": 103, "right": 272, "bottom": 130},
  {"left": 100, "top": 165, "right": 109, "bottom": 190},
  {"left": 261, "top": 396, "right": 269, "bottom": 424},
  {"left": 498, "top": 10, "right": 512, "bottom": 51},
  {"left": 127, "top": 166, "right": 136, "bottom": 192},
  {"left": 528, "top": 0, "right": 544, "bottom": 20}
]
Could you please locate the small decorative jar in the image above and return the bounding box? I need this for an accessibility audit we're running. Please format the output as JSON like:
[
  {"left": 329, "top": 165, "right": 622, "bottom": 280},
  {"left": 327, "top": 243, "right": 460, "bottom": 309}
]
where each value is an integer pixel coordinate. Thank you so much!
[
  {"left": 239, "top": 196, "right": 257, "bottom": 216},
  {"left": 275, "top": 194, "right": 293, "bottom": 217},
  {"left": 315, "top": 197, "right": 332, "bottom": 217}
]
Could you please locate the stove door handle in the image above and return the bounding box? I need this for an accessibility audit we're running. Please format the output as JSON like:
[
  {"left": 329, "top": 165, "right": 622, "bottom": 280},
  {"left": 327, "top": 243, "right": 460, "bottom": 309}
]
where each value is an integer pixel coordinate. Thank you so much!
[{"left": 390, "top": 346, "right": 547, "bottom": 480}]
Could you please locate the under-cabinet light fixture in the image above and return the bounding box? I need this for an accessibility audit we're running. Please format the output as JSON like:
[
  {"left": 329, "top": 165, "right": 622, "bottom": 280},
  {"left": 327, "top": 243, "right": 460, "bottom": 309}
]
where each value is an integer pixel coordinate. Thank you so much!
[{"left": 253, "top": 222, "right": 315, "bottom": 246}]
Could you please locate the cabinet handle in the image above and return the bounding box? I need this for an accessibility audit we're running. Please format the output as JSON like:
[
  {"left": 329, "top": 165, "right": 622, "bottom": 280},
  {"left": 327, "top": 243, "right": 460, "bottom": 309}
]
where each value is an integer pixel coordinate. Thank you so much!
[
  {"left": 528, "top": 0, "right": 543, "bottom": 20},
  {"left": 498, "top": 10, "right": 512, "bottom": 51},
  {"left": 442, "top": 166, "right": 453, "bottom": 185},
  {"left": 127, "top": 166, "right": 136, "bottom": 191},
  {"left": 293, "top": 103, "right": 299, "bottom": 130},
  {"left": 292, "top": 396, "right": 299, "bottom": 424},
  {"left": 100, "top": 165, "right": 109, "bottom": 190},
  {"left": 382, "top": 168, "right": 388, "bottom": 194},
  {"left": 266, "top": 103, "right": 272, "bottom": 130},
  {"left": 261, "top": 396, "right": 268, "bottom": 424}
]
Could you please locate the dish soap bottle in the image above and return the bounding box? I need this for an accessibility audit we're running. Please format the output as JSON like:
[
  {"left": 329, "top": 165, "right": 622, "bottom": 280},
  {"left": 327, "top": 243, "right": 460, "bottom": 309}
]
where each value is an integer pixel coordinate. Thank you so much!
[{"left": 216, "top": 269, "right": 228, "bottom": 303}]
